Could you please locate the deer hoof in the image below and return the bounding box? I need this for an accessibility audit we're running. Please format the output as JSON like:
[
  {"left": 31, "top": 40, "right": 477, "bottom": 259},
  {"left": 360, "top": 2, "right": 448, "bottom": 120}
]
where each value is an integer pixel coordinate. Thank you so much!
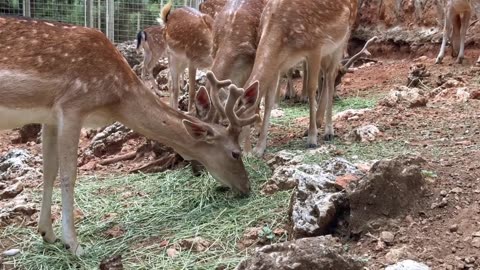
[
  {"left": 215, "top": 186, "right": 231, "bottom": 193},
  {"left": 324, "top": 133, "right": 335, "bottom": 142},
  {"left": 39, "top": 230, "right": 57, "bottom": 244},
  {"left": 306, "top": 143, "right": 317, "bottom": 149},
  {"left": 64, "top": 242, "right": 84, "bottom": 256},
  {"left": 455, "top": 57, "right": 464, "bottom": 64}
]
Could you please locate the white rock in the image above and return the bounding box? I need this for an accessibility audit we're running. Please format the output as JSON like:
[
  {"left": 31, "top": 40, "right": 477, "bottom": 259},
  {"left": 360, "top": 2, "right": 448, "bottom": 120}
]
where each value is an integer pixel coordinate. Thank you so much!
[
  {"left": 385, "top": 259, "right": 430, "bottom": 270},
  {"left": 2, "top": 249, "right": 21, "bottom": 257}
]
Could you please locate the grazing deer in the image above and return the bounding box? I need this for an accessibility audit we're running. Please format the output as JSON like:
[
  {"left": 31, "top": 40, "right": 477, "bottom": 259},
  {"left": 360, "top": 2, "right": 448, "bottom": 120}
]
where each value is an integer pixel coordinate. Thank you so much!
[
  {"left": 161, "top": 2, "right": 214, "bottom": 113},
  {"left": 136, "top": 25, "right": 167, "bottom": 80},
  {"left": 199, "top": 0, "right": 227, "bottom": 19},
  {"left": 0, "top": 16, "right": 258, "bottom": 256},
  {"left": 436, "top": 0, "right": 473, "bottom": 64},
  {"left": 235, "top": 0, "right": 354, "bottom": 156}
]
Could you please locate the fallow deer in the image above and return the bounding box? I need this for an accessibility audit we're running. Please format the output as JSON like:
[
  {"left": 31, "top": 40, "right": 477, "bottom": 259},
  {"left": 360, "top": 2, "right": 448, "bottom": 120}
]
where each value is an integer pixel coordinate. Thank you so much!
[
  {"left": 235, "top": 0, "right": 354, "bottom": 156},
  {"left": 136, "top": 25, "right": 167, "bottom": 80},
  {"left": 199, "top": 0, "right": 227, "bottom": 19},
  {"left": 161, "top": 2, "right": 214, "bottom": 113},
  {"left": 436, "top": 0, "right": 473, "bottom": 64},
  {"left": 0, "top": 16, "right": 258, "bottom": 256}
]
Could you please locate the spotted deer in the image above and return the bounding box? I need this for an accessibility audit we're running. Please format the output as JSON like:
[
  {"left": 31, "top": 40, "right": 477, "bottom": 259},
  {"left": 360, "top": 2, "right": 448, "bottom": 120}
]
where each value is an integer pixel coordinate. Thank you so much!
[
  {"left": 233, "top": 0, "right": 354, "bottom": 156},
  {"left": 0, "top": 16, "right": 258, "bottom": 256},
  {"left": 436, "top": 0, "right": 473, "bottom": 64},
  {"left": 161, "top": 2, "right": 214, "bottom": 113},
  {"left": 208, "top": 0, "right": 305, "bottom": 128},
  {"left": 136, "top": 25, "right": 167, "bottom": 80},
  {"left": 199, "top": 0, "right": 227, "bottom": 18}
]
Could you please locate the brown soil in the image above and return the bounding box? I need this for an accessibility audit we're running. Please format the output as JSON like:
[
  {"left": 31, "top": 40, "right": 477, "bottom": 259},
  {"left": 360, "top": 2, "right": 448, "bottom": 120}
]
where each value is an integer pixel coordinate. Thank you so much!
[{"left": 2, "top": 44, "right": 480, "bottom": 268}]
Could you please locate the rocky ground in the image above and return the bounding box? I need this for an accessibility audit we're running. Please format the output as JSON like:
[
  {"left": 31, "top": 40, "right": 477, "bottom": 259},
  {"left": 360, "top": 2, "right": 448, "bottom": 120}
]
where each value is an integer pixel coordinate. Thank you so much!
[{"left": 2, "top": 9, "right": 480, "bottom": 266}]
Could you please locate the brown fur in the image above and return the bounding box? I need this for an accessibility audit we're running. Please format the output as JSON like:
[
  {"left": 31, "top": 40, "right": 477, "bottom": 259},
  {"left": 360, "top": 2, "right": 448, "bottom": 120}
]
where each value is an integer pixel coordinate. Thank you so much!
[
  {"left": 436, "top": 0, "right": 473, "bottom": 64},
  {"left": 0, "top": 16, "right": 255, "bottom": 256},
  {"left": 137, "top": 25, "right": 167, "bottom": 79},
  {"left": 162, "top": 6, "right": 214, "bottom": 112},
  {"left": 199, "top": 0, "right": 227, "bottom": 19},
  {"left": 238, "top": 0, "right": 353, "bottom": 156}
]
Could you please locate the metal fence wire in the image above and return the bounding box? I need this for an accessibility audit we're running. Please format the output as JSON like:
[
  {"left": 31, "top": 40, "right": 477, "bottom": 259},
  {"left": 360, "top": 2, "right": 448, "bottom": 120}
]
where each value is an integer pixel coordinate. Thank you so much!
[{"left": 0, "top": 0, "right": 202, "bottom": 43}]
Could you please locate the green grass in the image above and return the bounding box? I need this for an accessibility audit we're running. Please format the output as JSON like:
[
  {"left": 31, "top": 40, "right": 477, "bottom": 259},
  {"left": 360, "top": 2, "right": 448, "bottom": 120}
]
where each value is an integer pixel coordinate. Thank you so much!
[{"left": 1, "top": 157, "right": 291, "bottom": 270}]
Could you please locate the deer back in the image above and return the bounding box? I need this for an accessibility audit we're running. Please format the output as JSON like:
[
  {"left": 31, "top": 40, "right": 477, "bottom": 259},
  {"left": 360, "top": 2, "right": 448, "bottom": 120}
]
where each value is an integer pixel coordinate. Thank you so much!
[
  {"left": 163, "top": 6, "right": 214, "bottom": 68},
  {"left": 0, "top": 16, "right": 136, "bottom": 111},
  {"left": 211, "top": 0, "right": 268, "bottom": 84},
  {"left": 199, "top": 0, "right": 227, "bottom": 19}
]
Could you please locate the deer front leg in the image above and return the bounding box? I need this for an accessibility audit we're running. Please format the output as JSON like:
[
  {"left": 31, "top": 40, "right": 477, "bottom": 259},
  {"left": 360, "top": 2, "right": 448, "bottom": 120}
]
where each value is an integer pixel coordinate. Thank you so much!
[
  {"left": 253, "top": 77, "right": 280, "bottom": 157},
  {"left": 188, "top": 65, "right": 197, "bottom": 113},
  {"left": 323, "top": 70, "right": 336, "bottom": 141},
  {"left": 58, "top": 112, "right": 83, "bottom": 256},
  {"left": 436, "top": 11, "right": 451, "bottom": 64},
  {"left": 306, "top": 57, "right": 322, "bottom": 148},
  {"left": 38, "top": 124, "right": 58, "bottom": 244},
  {"left": 456, "top": 12, "right": 471, "bottom": 64}
]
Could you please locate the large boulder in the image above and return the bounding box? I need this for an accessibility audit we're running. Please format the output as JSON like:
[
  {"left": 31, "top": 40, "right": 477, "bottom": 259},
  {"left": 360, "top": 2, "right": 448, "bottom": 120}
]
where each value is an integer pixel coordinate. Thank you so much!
[{"left": 348, "top": 155, "right": 426, "bottom": 233}]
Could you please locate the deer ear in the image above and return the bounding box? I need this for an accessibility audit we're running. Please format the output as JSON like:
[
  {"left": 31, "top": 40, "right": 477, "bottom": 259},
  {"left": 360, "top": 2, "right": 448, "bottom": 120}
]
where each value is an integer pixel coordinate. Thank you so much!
[
  {"left": 195, "top": 86, "right": 211, "bottom": 119},
  {"left": 241, "top": 81, "right": 259, "bottom": 109},
  {"left": 182, "top": 119, "right": 215, "bottom": 141}
]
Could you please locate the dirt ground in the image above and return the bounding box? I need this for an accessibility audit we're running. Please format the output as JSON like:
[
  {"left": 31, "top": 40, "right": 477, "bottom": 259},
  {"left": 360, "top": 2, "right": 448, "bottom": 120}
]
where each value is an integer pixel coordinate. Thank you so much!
[{"left": 1, "top": 46, "right": 480, "bottom": 269}]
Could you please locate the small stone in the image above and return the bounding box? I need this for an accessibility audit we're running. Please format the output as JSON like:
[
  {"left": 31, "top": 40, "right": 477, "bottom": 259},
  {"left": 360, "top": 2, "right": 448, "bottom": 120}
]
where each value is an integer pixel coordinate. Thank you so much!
[
  {"left": 472, "top": 238, "right": 480, "bottom": 248},
  {"left": 445, "top": 265, "right": 454, "bottom": 270},
  {"left": 451, "top": 187, "right": 463, "bottom": 194},
  {"left": 380, "top": 231, "right": 395, "bottom": 244},
  {"left": 472, "top": 231, "right": 480, "bottom": 238},
  {"left": 2, "top": 249, "right": 21, "bottom": 256},
  {"left": 440, "top": 190, "right": 448, "bottom": 196},
  {"left": 166, "top": 248, "right": 179, "bottom": 258},
  {"left": 449, "top": 224, "right": 459, "bottom": 233},
  {"left": 457, "top": 262, "right": 465, "bottom": 269},
  {"left": 0, "top": 182, "right": 24, "bottom": 200}
]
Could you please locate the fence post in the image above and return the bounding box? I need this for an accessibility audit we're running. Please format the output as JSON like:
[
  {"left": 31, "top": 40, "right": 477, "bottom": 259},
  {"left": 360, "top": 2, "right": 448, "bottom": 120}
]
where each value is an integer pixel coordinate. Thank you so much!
[
  {"left": 23, "top": 0, "right": 31, "bottom": 17},
  {"left": 85, "top": 0, "right": 93, "bottom": 27},
  {"left": 106, "top": 0, "right": 114, "bottom": 41},
  {"left": 97, "top": 0, "right": 101, "bottom": 30}
]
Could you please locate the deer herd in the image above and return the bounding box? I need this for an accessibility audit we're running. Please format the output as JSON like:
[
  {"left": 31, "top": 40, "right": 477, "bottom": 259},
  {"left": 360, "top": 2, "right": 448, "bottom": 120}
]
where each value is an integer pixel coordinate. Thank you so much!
[{"left": 0, "top": 0, "right": 478, "bottom": 257}]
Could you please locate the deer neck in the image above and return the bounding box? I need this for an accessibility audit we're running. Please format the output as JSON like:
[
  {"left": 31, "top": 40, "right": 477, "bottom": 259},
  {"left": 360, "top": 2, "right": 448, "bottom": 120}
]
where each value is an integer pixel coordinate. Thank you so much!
[{"left": 117, "top": 85, "right": 198, "bottom": 159}]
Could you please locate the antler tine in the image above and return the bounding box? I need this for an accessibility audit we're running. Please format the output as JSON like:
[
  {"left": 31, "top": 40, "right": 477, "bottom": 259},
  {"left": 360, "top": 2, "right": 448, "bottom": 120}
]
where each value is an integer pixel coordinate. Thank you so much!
[
  {"left": 225, "top": 84, "right": 260, "bottom": 130},
  {"left": 341, "top": 36, "right": 378, "bottom": 73},
  {"left": 206, "top": 71, "right": 231, "bottom": 120}
]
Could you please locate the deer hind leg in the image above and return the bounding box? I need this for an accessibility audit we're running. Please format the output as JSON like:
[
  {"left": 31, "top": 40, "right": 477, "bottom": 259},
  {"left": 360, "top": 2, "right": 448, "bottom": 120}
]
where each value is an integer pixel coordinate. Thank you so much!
[
  {"left": 38, "top": 124, "right": 58, "bottom": 244},
  {"left": 142, "top": 51, "right": 153, "bottom": 80},
  {"left": 436, "top": 7, "right": 453, "bottom": 64},
  {"left": 306, "top": 55, "right": 322, "bottom": 148},
  {"left": 253, "top": 76, "right": 280, "bottom": 157},
  {"left": 451, "top": 15, "right": 461, "bottom": 57},
  {"left": 168, "top": 56, "right": 186, "bottom": 110},
  {"left": 284, "top": 68, "right": 295, "bottom": 100},
  {"left": 298, "top": 61, "right": 309, "bottom": 103},
  {"left": 188, "top": 65, "right": 197, "bottom": 113},
  {"left": 316, "top": 69, "right": 328, "bottom": 129},
  {"left": 456, "top": 11, "right": 471, "bottom": 64},
  {"left": 476, "top": 55, "right": 480, "bottom": 65},
  {"left": 323, "top": 67, "right": 336, "bottom": 141},
  {"left": 57, "top": 111, "right": 83, "bottom": 256}
]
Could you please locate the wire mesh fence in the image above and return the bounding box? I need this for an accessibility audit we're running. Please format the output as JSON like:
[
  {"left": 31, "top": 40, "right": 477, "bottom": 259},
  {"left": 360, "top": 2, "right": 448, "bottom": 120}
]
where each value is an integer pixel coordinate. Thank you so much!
[{"left": 0, "top": 0, "right": 202, "bottom": 43}]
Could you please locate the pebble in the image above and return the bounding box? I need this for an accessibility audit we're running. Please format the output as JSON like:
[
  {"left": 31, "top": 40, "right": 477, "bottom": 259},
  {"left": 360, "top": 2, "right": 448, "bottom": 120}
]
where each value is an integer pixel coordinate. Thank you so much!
[
  {"left": 381, "top": 231, "right": 395, "bottom": 244},
  {"left": 451, "top": 187, "right": 463, "bottom": 194},
  {"left": 2, "top": 249, "right": 21, "bottom": 256},
  {"left": 440, "top": 190, "right": 448, "bottom": 197},
  {"left": 449, "top": 224, "right": 459, "bottom": 233},
  {"left": 472, "top": 238, "right": 480, "bottom": 248}
]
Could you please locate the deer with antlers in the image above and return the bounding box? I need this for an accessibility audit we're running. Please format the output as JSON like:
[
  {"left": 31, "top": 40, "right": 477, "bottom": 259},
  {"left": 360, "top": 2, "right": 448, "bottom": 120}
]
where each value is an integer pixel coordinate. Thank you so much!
[
  {"left": 161, "top": 2, "right": 214, "bottom": 113},
  {"left": 227, "top": 0, "right": 355, "bottom": 156},
  {"left": 136, "top": 25, "right": 167, "bottom": 80},
  {"left": 436, "top": 0, "right": 474, "bottom": 64},
  {"left": 0, "top": 16, "right": 258, "bottom": 256}
]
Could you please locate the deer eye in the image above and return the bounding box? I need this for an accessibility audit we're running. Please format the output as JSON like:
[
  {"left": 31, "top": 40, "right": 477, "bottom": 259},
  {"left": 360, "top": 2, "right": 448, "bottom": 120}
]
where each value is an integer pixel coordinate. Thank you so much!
[{"left": 232, "top": 151, "right": 241, "bottom": 160}]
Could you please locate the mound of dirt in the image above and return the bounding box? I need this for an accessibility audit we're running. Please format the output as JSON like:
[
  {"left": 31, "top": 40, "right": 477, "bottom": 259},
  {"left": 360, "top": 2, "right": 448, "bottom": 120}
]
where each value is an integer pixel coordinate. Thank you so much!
[{"left": 348, "top": 155, "right": 427, "bottom": 234}]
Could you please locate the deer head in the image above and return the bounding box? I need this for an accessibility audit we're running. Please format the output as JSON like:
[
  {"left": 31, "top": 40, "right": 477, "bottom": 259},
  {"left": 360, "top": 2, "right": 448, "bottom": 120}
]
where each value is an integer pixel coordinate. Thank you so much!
[{"left": 0, "top": 15, "right": 258, "bottom": 256}]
